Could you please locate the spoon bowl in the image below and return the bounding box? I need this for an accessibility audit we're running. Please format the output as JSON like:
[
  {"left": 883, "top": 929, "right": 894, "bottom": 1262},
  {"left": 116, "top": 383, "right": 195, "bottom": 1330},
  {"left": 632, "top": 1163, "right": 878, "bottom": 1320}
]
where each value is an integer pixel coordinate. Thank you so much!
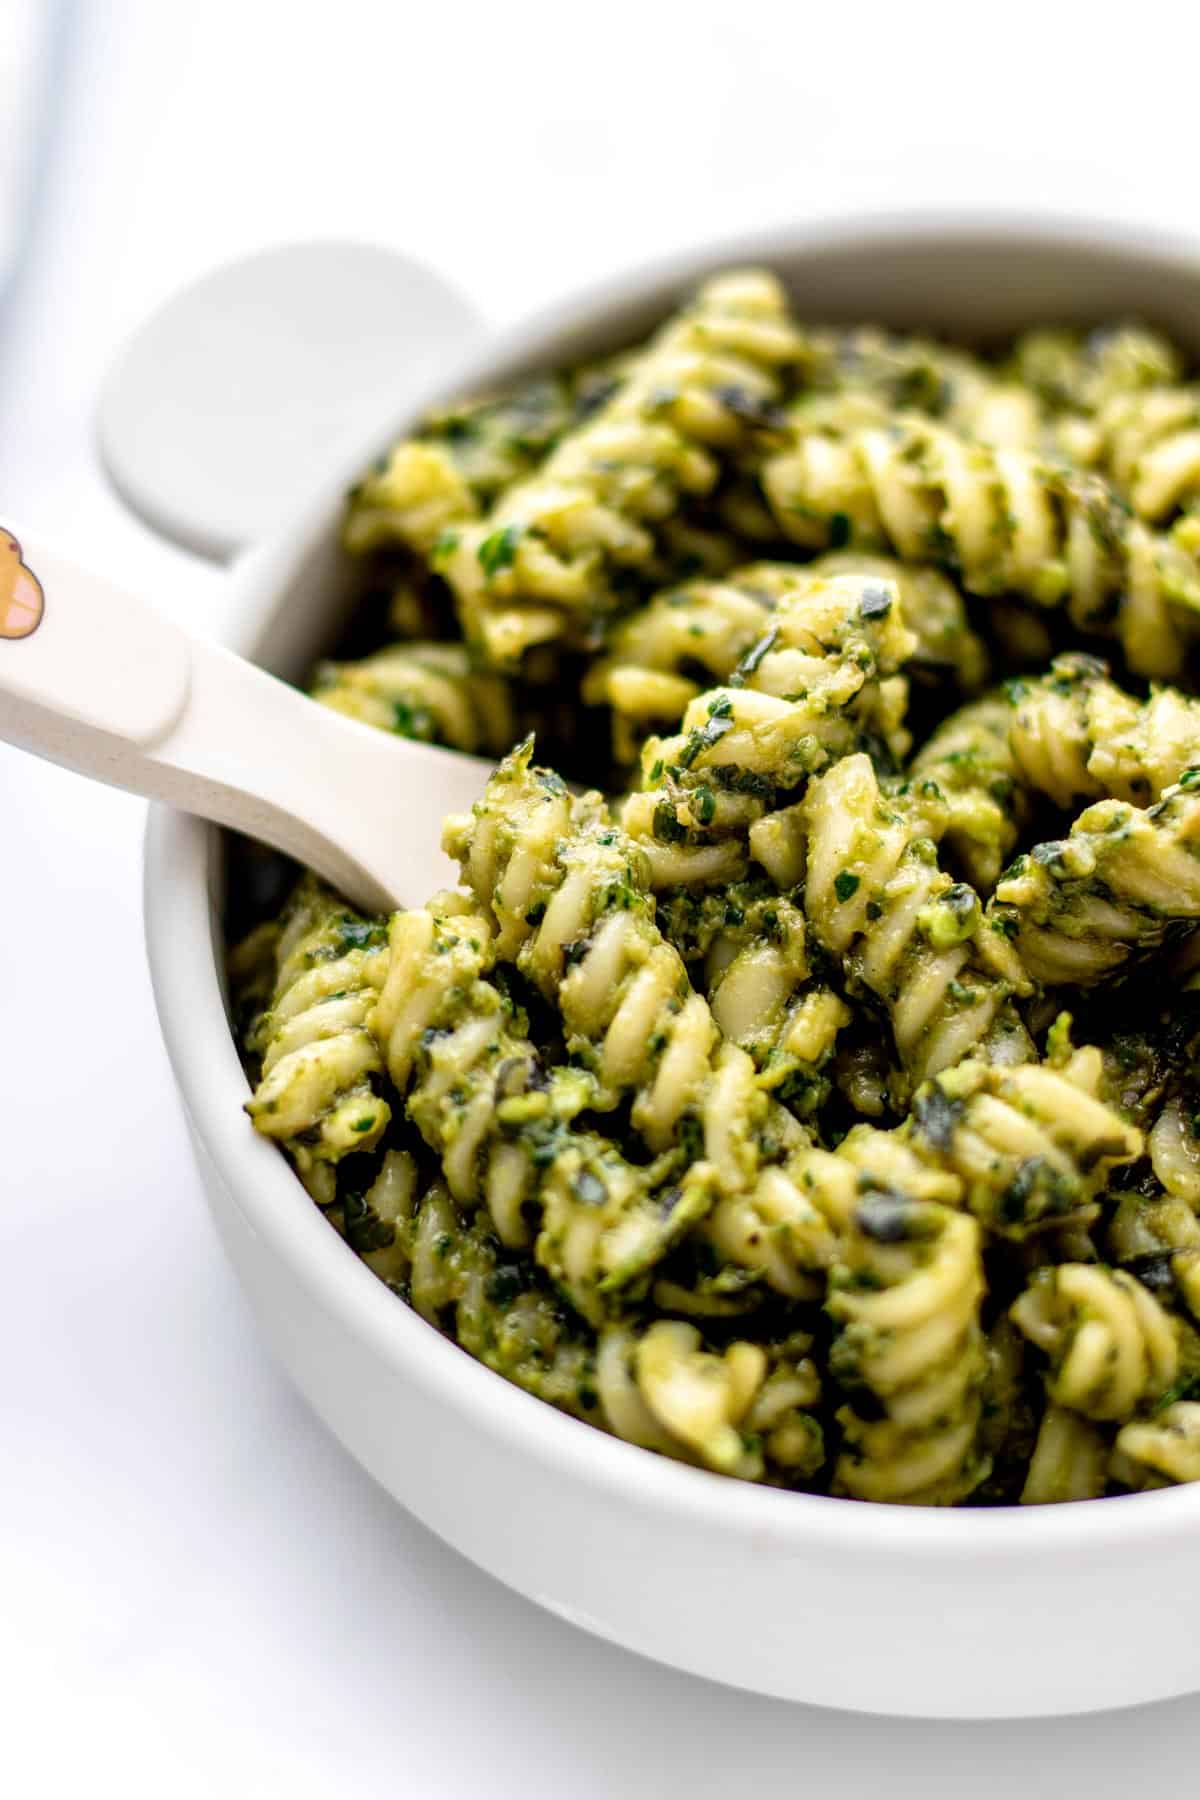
[{"left": 97, "top": 241, "right": 487, "bottom": 561}]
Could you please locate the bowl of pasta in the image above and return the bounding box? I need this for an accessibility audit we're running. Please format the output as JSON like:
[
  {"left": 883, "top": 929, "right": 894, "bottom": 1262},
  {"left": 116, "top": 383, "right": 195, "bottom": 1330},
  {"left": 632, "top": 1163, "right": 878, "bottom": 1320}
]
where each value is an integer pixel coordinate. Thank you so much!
[{"left": 144, "top": 213, "right": 1200, "bottom": 1717}]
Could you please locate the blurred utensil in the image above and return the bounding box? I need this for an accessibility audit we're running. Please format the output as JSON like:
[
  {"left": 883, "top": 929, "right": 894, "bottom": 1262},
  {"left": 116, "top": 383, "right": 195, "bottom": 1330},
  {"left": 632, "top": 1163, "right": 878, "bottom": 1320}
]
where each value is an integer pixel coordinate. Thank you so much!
[{"left": 0, "top": 0, "right": 66, "bottom": 305}]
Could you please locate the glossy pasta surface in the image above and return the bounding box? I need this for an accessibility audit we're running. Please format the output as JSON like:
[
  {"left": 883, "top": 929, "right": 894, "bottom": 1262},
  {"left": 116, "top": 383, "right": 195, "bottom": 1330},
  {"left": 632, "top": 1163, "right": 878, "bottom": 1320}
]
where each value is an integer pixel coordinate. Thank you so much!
[{"left": 233, "top": 277, "right": 1200, "bottom": 1506}]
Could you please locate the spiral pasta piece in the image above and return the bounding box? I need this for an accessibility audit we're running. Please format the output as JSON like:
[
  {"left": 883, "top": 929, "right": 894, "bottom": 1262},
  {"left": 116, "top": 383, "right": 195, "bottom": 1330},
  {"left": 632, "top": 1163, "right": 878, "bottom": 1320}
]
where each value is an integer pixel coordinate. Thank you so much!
[
  {"left": 241, "top": 879, "right": 392, "bottom": 1204},
  {"left": 442, "top": 270, "right": 804, "bottom": 670},
  {"left": 1087, "top": 384, "right": 1200, "bottom": 525},
  {"left": 371, "top": 896, "right": 709, "bottom": 1321},
  {"left": 1006, "top": 653, "right": 1130, "bottom": 808},
  {"left": 803, "top": 324, "right": 1041, "bottom": 447},
  {"left": 803, "top": 752, "right": 1031, "bottom": 1082},
  {"left": 312, "top": 641, "right": 515, "bottom": 754},
  {"left": 1008, "top": 323, "right": 1182, "bottom": 419},
  {"left": 908, "top": 1054, "right": 1142, "bottom": 1237},
  {"left": 1107, "top": 1183, "right": 1200, "bottom": 1267},
  {"left": 707, "top": 900, "right": 851, "bottom": 1117},
  {"left": 662, "top": 882, "right": 851, "bottom": 1125},
  {"left": 582, "top": 562, "right": 820, "bottom": 763},
  {"left": 1104, "top": 1049, "right": 1200, "bottom": 1323},
  {"left": 909, "top": 692, "right": 1027, "bottom": 891},
  {"left": 621, "top": 570, "right": 916, "bottom": 889},
  {"left": 1006, "top": 652, "right": 1200, "bottom": 810},
  {"left": 696, "top": 1114, "right": 946, "bottom": 1304},
  {"left": 1011, "top": 1263, "right": 1178, "bottom": 1420},
  {"left": 344, "top": 1148, "right": 604, "bottom": 1415},
  {"left": 226, "top": 916, "right": 282, "bottom": 1071},
  {"left": 760, "top": 402, "right": 1200, "bottom": 679},
  {"left": 827, "top": 1191, "right": 989, "bottom": 1505},
  {"left": 342, "top": 362, "right": 623, "bottom": 558},
  {"left": 1105, "top": 1183, "right": 1200, "bottom": 1340},
  {"left": 445, "top": 745, "right": 733, "bottom": 1155},
  {"left": 991, "top": 772, "right": 1200, "bottom": 987},
  {"left": 1110, "top": 1403, "right": 1200, "bottom": 1489},
  {"left": 596, "top": 1320, "right": 824, "bottom": 1481},
  {"left": 702, "top": 1152, "right": 846, "bottom": 1302},
  {"left": 653, "top": 876, "right": 776, "bottom": 966},
  {"left": 1148, "top": 1091, "right": 1200, "bottom": 1209},
  {"left": 341, "top": 1144, "right": 424, "bottom": 1288},
  {"left": 585, "top": 553, "right": 986, "bottom": 771},
  {"left": 807, "top": 550, "right": 989, "bottom": 693},
  {"left": 1020, "top": 1405, "right": 1109, "bottom": 1504}
]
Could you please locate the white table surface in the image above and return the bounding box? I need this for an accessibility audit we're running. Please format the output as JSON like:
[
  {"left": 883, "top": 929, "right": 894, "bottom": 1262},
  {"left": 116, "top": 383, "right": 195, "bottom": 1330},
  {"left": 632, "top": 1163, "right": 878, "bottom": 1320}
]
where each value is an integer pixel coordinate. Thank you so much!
[{"left": 4, "top": 4, "right": 1200, "bottom": 1793}]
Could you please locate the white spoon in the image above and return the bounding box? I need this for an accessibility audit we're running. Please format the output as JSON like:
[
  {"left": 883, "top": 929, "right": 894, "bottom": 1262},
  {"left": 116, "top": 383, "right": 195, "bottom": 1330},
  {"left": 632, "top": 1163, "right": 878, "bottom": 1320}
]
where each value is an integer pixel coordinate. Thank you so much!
[
  {"left": 0, "top": 528, "right": 493, "bottom": 911},
  {"left": 96, "top": 241, "right": 487, "bottom": 561}
]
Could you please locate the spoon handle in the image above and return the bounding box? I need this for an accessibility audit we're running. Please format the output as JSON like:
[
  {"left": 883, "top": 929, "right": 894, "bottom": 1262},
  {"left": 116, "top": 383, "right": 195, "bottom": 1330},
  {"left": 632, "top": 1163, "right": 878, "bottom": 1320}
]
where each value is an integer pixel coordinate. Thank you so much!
[
  {"left": 0, "top": 525, "right": 447, "bottom": 912},
  {"left": 1, "top": 525, "right": 192, "bottom": 745}
]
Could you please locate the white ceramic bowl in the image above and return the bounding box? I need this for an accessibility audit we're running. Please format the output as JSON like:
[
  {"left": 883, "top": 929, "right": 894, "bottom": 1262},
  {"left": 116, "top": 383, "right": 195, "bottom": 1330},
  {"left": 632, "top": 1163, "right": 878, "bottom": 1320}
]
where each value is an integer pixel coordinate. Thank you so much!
[{"left": 144, "top": 214, "right": 1200, "bottom": 1719}]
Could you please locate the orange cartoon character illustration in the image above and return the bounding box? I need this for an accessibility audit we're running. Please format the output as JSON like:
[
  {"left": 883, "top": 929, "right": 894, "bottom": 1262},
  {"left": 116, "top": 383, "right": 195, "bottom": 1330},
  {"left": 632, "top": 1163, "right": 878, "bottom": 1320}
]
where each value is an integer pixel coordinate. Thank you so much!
[{"left": 0, "top": 530, "right": 44, "bottom": 639}]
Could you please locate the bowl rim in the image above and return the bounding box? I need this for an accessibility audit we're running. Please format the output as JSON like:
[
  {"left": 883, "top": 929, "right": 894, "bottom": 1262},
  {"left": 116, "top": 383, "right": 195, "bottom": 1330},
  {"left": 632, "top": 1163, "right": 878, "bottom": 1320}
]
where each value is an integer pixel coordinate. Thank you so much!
[{"left": 145, "top": 206, "right": 1200, "bottom": 1556}]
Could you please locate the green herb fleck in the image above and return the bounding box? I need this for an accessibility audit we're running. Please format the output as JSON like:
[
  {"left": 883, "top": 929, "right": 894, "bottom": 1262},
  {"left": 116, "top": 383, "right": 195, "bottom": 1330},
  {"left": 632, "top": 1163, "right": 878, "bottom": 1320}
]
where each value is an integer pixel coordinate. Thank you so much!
[
  {"left": 477, "top": 524, "right": 521, "bottom": 578},
  {"left": 730, "top": 627, "right": 778, "bottom": 686}
]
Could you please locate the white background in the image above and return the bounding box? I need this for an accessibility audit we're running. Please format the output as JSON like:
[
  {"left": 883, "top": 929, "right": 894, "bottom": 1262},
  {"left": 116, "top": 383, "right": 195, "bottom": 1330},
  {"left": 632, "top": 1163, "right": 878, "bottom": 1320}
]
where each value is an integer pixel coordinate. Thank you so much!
[{"left": 4, "top": 3, "right": 1200, "bottom": 1793}]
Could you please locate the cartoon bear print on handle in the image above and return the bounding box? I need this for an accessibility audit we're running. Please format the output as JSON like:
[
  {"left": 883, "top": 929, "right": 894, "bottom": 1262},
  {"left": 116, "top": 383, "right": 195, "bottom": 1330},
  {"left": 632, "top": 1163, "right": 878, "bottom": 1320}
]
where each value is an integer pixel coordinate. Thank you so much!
[{"left": 0, "top": 530, "right": 44, "bottom": 638}]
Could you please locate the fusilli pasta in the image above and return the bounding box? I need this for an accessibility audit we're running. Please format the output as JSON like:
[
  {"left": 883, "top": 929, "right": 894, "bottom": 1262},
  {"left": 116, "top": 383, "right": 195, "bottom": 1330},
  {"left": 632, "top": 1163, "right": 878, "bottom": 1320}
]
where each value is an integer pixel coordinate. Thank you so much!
[
  {"left": 827, "top": 1186, "right": 989, "bottom": 1504},
  {"left": 442, "top": 270, "right": 804, "bottom": 670},
  {"left": 1011, "top": 1263, "right": 1178, "bottom": 1420},
  {"left": 312, "top": 641, "right": 514, "bottom": 754},
  {"left": 802, "top": 752, "right": 1031, "bottom": 1082},
  {"left": 241, "top": 879, "right": 392, "bottom": 1205},
  {"left": 621, "top": 569, "right": 915, "bottom": 890},
  {"left": 233, "top": 272, "right": 1200, "bottom": 1505},
  {"left": 991, "top": 773, "right": 1200, "bottom": 987},
  {"left": 760, "top": 401, "right": 1200, "bottom": 679},
  {"left": 371, "top": 894, "right": 711, "bottom": 1321}
]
